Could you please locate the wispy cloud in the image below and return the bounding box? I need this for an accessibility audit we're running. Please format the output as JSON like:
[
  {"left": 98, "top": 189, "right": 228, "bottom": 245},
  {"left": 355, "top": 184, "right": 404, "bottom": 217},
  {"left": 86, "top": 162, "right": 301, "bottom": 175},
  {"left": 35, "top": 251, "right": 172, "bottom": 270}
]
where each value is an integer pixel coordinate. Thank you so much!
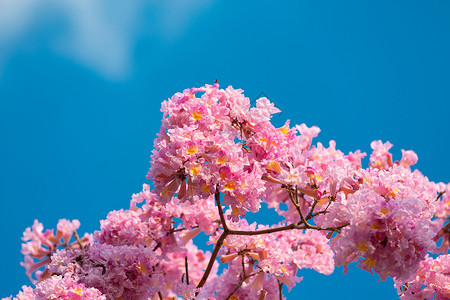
[{"left": 0, "top": 0, "right": 214, "bottom": 80}]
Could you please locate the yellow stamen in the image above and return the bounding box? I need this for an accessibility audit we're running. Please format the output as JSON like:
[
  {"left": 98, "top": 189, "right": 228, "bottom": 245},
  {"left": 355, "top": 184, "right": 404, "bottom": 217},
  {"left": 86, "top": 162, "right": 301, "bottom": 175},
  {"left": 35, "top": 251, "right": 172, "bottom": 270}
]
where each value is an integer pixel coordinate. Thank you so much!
[
  {"left": 217, "top": 154, "right": 228, "bottom": 164},
  {"left": 73, "top": 287, "right": 83, "bottom": 295},
  {"left": 190, "top": 164, "right": 201, "bottom": 175},
  {"left": 264, "top": 161, "right": 281, "bottom": 173},
  {"left": 357, "top": 241, "right": 368, "bottom": 252},
  {"left": 363, "top": 257, "right": 376, "bottom": 268},
  {"left": 371, "top": 223, "right": 381, "bottom": 230},
  {"left": 139, "top": 263, "right": 147, "bottom": 274},
  {"left": 192, "top": 111, "right": 202, "bottom": 121},
  {"left": 380, "top": 207, "right": 389, "bottom": 215},
  {"left": 232, "top": 206, "right": 240, "bottom": 216},
  {"left": 187, "top": 145, "right": 198, "bottom": 155},
  {"left": 224, "top": 181, "right": 235, "bottom": 191},
  {"left": 277, "top": 125, "right": 289, "bottom": 135},
  {"left": 386, "top": 189, "right": 399, "bottom": 198},
  {"left": 201, "top": 184, "right": 210, "bottom": 193}
]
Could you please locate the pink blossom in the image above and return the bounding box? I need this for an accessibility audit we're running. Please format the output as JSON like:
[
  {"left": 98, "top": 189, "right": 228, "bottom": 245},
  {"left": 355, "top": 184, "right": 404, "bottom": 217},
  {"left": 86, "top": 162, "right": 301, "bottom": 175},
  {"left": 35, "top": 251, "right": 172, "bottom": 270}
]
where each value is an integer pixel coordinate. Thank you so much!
[
  {"left": 369, "top": 140, "right": 394, "bottom": 170},
  {"left": 48, "top": 243, "right": 160, "bottom": 299},
  {"left": 20, "top": 219, "right": 91, "bottom": 284},
  {"left": 395, "top": 254, "right": 450, "bottom": 299},
  {"left": 399, "top": 149, "right": 418, "bottom": 168}
]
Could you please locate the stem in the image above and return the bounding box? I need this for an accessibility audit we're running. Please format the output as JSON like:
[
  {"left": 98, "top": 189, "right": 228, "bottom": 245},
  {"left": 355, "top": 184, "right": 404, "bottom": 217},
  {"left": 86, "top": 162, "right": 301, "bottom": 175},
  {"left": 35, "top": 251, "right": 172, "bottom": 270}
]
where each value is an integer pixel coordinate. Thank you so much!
[
  {"left": 73, "top": 231, "right": 84, "bottom": 251},
  {"left": 225, "top": 270, "right": 263, "bottom": 300},
  {"left": 435, "top": 190, "right": 445, "bottom": 201},
  {"left": 287, "top": 187, "right": 304, "bottom": 222},
  {"left": 229, "top": 223, "right": 302, "bottom": 236},
  {"left": 215, "top": 186, "right": 228, "bottom": 231},
  {"left": 185, "top": 256, "right": 190, "bottom": 285},
  {"left": 307, "top": 198, "right": 334, "bottom": 220},
  {"left": 278, "top": 279, "right": 283, "bottom": 300},
  {"left": 241, "top": 255, "right": 246, "bottom": 278},
  {"left": 195, "top": 186, "right": 349, "bottom": 297},
  {"left": 196, "top": 186, "right": 230, "bottom": 292},
  {"left": 288, "top": 188, "right": 317, "bottom": 229},
  {"left": 153, "top": 242, "right": 161, "bottom": 252},
  {"left": 196, "top": 231, "right": 228, "bottom": 290}
]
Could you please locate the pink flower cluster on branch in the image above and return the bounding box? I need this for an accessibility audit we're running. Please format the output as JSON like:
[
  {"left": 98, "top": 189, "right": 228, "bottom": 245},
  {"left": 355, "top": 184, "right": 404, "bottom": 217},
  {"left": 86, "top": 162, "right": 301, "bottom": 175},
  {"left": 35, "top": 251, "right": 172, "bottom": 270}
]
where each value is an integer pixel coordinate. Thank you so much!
[{"left": 4, "top": 84, "right": 449, "bottom": 300}]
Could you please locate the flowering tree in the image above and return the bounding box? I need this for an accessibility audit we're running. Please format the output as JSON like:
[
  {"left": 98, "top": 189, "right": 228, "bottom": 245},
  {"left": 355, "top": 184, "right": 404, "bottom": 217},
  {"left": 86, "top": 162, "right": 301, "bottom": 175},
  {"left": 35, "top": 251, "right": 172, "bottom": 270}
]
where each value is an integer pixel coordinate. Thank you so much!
[{"left": 3, "top": 84, "right": 450, "bottom": 300}]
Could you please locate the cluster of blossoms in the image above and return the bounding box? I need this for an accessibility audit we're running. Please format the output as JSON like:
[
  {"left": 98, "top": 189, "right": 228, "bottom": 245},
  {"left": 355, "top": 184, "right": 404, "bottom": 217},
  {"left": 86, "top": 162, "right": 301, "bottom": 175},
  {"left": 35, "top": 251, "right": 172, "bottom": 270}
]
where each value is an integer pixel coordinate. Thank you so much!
[
  {"left": 394, "top": 254, "right": 450, "bottom": 299},
  {"left": 4, "top": 84, "right": 450, "bottom": 299}
]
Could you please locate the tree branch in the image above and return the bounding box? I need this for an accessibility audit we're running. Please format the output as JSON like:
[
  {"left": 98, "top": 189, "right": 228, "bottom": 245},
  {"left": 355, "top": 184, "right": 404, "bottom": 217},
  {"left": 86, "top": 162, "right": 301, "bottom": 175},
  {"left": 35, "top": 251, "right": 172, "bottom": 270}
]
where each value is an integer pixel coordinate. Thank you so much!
[
  {"left": 225, "top": 269, "right": 263, "bottom": 300},
  {"left": 196, "top": 231, "right": 228, "bottom": 291},
  {"left": 215, "top": 186, "right": 228, "bottom": 231},
  {"left": 277, "top": 279, "right": 283, "bottom": 300},
  {"left": 228, "top": 223, "right": 302, "bottom": 236},
  {"left": 196, "top": 187, "right": 230, "bottom": 291},
  {"left": 185, "top": 256, "right": 190, "bottom": 285}
]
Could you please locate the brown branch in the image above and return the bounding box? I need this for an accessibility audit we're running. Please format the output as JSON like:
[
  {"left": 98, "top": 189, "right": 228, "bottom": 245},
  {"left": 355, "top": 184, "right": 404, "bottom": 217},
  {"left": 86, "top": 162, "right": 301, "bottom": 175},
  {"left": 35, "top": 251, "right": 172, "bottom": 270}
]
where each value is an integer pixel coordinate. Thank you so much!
[
  {"left": 185, "top": 256, "right": 190, "bottom": 285},
  {"left": 225, "top": 269, "right": 263, "bottom": 300},
  {"left": 153, "top": 242, "right": 161, "bottom": 252},
  {"left": 306, "top": 198, "right": 320, "bottom": 220},
  {"left": 215, "top": 186, "right": 228, "bottom": 231},
  {"left": 277, "top": 278, "right": 283, "bottom": 300},
  {"left": 73, "top": 231, "right": 84, "bottom": 251},
  {"left": 228, "top": 223, "right": 302, "bottom": 236},
  {"left": 317, "top": 223, "right": 349, "bottom": 233},
  {"left": 195, "top": 185, "right": 348, "bottom": 296},
  {"left": 241, "top": 255, "right": 247, "bottom": 278},
  {"left": 196, "top": 186, "right": 230, "bottom": 291},
  {"left": 436, "top": 190, "right": 446, "bottom": 201},
  {"left": 196, "top": 230, "right": 228, "bottom": 290},
  {"left": 288, "top": 188, "right": 318, "bottom": 229},
  {"left": 287, "top": 187, "right": 304, "bottom": 222},
  {"left": 441, "top": 221, "right": 450, "bottom": 233}
]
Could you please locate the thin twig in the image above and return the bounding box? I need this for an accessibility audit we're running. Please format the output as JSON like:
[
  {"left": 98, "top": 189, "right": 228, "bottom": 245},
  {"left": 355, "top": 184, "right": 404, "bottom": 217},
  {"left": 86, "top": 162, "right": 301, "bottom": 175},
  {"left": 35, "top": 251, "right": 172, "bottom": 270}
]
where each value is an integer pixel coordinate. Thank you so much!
[
  {"left": 73, "top": 231, "right": 84, "bottom": 251},
  {"left": 185, "top": 256, "right": 190, "bottom": 285},
  {"left": 306, "top": 198, "right": 320, "bottom": 220},
  {"left": 153, "top": 242, "right": 161, "bottom": 252},
  {"left": 196, "top": 187, "right": 230, "bottom": 291},
  {"left": 288, "top": 188, "right": 316, "bottom": 229},
  {"left": 277, "top": 279, "right": 283, "bottom": 300},
  {"left": 436, "top": 190, "right": 446, "bottom": 201},
  {"left": 195, "top": 185, "right": 348, "bottom": 296},
  {"left": 225, "top": 270, "right": 263, "bottom": 300},
  {"left": 307, "top": 197, "right": 334, "bottom": 220},
  {"left": 228, "top": 223, "right": 302, "bottom": 236},
  {"left": 241, "top": 255, "right": 246, "bottom": 278},
  {"left": 215, "top": 186, "right": 228, "bottom": 231},
  {"left": 196, "top": 231, "right": 228, "bottom": 290}
]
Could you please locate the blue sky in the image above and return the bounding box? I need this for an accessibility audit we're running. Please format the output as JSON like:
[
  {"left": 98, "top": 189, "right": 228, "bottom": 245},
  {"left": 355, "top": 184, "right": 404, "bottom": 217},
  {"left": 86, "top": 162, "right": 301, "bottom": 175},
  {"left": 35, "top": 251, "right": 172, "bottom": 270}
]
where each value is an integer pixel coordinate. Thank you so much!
[{"left": 1, "top": 1, "right": 449, "bottom": 299}]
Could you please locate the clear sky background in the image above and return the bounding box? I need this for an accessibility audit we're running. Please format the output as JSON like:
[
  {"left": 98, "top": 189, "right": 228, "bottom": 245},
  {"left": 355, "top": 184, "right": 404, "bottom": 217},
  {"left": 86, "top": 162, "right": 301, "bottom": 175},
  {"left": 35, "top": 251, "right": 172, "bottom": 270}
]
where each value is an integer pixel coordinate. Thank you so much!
[{"left": 1, "top": 1, "right": 449, "bottom": 299}]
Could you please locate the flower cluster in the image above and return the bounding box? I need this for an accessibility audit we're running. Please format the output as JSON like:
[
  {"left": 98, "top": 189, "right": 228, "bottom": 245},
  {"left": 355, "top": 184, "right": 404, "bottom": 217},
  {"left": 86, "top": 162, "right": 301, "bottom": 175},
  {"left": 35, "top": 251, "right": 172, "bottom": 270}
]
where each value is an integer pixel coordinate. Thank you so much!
[
  {"left": 4, "top": 276, "right": 105, "bottom": 300},
  {"left": 4, "top": 84, "right": 449, "bottom": 300},
  {"left": 395, "top": 254, "right": 450, "bottom": 299},
  {"left": 48, "top": 243, "right": 161, "bottom": 299},
  {"left": 20, "top": 219, "right": 92, "bottom": 284}
]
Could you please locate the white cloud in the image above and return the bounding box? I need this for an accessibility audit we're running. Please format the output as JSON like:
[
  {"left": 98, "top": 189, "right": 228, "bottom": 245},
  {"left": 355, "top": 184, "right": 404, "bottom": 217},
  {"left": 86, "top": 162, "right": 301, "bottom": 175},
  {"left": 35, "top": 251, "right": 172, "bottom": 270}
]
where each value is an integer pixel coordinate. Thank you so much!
[{"left": 0, "top": 0, "right": 214, "bottom": 80}]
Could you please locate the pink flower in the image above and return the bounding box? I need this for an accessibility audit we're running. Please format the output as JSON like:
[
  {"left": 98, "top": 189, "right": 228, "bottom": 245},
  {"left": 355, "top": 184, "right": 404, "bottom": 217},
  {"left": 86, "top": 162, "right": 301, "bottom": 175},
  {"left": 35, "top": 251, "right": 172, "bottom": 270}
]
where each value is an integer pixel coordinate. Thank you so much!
[
  {"left": 369, "top": 140, "right": 394, "bottom": 170},
  {"left": 399, "top": 149, "right": 418, "bottom": 168},
  {"left": 395, "top": 254, "right": 450, "bottom": 299}
]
